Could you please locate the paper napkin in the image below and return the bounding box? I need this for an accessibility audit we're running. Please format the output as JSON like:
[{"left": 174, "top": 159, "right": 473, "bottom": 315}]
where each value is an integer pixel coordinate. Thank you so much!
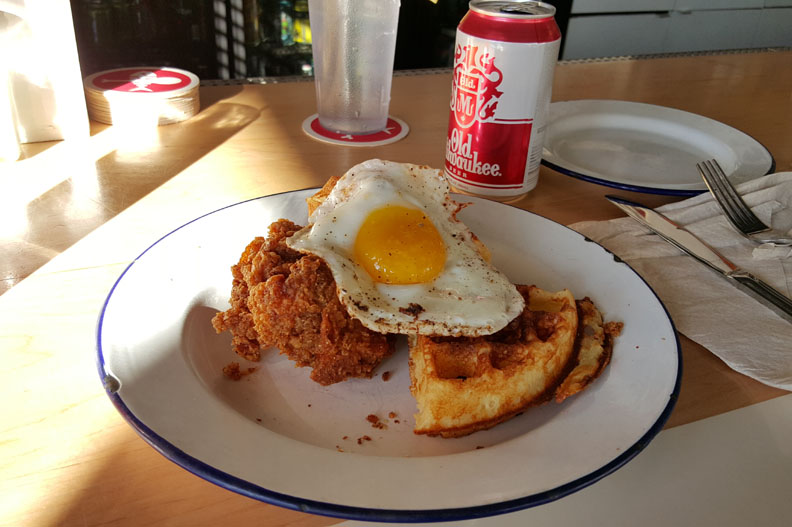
[{"left": 571, "top": 172, "right": 792, "bottom": 391}]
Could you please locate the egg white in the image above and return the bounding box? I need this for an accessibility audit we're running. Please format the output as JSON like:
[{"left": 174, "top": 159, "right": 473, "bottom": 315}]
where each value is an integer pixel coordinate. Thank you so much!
[{"left": 286, "top": 159, "right": 525, "bottom": 336}]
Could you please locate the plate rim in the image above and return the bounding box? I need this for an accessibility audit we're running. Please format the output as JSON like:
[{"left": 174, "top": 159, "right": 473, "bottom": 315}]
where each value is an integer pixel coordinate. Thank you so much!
[
  {"left": 95, "top": 189, "right": 682, "bottom": 522},
  {"left": 541, "top": 98, "right": 775, "bottom": 196}
]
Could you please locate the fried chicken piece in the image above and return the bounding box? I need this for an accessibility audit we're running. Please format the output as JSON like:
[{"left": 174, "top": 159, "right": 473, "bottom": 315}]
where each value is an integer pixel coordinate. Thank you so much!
[
  {"left": 249, "top": 255, "right": 395, "bottom": 385},
  {"left": 211, "top": 219, "right": 303, "bottom": 361},
  {"left": 212, "top": 218, "right": 395, "bottom": 385}
]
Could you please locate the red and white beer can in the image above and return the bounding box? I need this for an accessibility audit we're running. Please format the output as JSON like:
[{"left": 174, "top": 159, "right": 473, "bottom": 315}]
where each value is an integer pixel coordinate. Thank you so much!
[{"left": 444, "top": 1, "right": 561, "bottom": 201}]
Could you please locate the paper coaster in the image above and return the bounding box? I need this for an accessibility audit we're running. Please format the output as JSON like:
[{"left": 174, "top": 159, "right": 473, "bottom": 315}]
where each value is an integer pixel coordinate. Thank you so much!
[
  {"left": 302, "top": 115, "right": 409, "bottom": 146},
  {"left": 83, "top": 67, "right": 200, "bottom": 126}
]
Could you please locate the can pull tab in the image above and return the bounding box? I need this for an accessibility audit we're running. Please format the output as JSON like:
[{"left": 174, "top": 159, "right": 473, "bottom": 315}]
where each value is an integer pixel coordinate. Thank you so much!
[{"left": 499, "top": 2, "right": 553, "bottom": 16}]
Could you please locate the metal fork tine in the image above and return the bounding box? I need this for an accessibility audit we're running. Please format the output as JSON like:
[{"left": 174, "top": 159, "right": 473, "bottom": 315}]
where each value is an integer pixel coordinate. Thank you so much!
[
  {"left": 697, "top": 159, "right": 792, "bottom": 246},
  {"left": 704, "top": 162, "right": 738, "bottom": 215},
  {"left": 707, "top": 160, "right": 763, "bottom": 229},
  {"left": 697, "top": 159, "right": 768, "bottom": 235},
  {"left": 699, "top": 161, "right": 749, "bottom": 226},
  {"left": 698, "top": 161, "right": 743, "bottom": 227}
]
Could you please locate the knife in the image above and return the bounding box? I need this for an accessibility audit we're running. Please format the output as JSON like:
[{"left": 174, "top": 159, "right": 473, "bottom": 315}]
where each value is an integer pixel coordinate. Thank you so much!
[{"left": 605, "top": 195, "right": 792, "bottom": 322}]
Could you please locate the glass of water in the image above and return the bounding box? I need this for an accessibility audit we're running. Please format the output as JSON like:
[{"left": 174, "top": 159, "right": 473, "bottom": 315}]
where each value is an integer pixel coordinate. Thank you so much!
[{"left": 308, "top": 0, "right": 401, "bottom": 135}]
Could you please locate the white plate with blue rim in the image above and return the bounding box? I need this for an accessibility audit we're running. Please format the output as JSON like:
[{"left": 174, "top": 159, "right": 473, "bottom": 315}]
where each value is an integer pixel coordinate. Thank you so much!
[
  {"left": 96, "top": 189, "right": 681, "bottom": 522},
  {"left": 542, "top": 99, "right": 774, "bottom": 196}
]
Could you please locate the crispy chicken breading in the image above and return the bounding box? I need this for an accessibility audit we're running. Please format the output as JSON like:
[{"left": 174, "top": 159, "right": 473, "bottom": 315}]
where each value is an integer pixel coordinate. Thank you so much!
[
  {"left": 212, "top": 218, "right": 395, "bottom": 385},
  {"left": 211, "top": 219, "right": 303, "bottom": 361}
]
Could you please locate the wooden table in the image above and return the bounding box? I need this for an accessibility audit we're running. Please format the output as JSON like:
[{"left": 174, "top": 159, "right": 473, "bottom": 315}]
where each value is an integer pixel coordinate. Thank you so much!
[{"left": 1, "top": 50, "right": 790, "bottom": 526}]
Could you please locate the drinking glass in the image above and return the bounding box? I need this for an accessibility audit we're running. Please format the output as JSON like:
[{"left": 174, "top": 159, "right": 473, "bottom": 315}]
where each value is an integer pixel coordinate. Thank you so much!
[{"left": 308, "top": 0, "right": 401, "bottom": 135}]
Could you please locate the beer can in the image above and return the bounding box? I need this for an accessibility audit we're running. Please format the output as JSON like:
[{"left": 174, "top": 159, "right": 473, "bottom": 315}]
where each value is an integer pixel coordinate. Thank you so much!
[{"left": 444, "top": 1, "right": 561, "bottom": 201}]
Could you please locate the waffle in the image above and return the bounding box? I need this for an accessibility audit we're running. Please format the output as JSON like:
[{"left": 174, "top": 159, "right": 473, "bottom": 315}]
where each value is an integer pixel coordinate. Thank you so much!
[
  {"left": 409, "top": 285, "right": 617, "bottom": 438},
  {"left": 555, "top": 296, "right": 616, "bottom": 402},
  {"left": 307, "top": 175, "right": 341, "bottom": 216}
]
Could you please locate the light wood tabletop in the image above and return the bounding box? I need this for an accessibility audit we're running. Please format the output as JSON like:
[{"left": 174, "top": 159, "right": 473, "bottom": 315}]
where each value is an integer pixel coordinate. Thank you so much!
[{"left": 1, "top": 49, "right": 790, "bottom": 526}]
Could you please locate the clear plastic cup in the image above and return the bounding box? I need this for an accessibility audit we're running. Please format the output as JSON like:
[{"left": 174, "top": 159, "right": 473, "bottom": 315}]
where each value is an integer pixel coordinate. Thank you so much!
[{"left": 308, "top": 0, "right": 400, "bottom": 135}]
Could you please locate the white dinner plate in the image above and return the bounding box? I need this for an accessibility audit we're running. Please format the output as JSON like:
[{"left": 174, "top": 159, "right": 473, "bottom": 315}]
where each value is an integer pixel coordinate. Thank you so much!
[
  {"left": 97, "top": 190, "right": 681, "bottom": 522},
  {"left": 542, "top": 99, "right": 774, "bottom": 196}
]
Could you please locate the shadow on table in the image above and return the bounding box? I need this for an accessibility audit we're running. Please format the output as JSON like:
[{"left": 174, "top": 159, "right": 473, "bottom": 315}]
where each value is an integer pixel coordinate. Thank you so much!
[{"left": 1, "top": 87, "right": 258, "bottom": 296}]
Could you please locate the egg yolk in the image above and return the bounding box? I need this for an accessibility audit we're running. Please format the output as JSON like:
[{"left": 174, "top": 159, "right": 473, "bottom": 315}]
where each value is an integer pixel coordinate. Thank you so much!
[{"left": 354, "top": 205, "right": 446, "bottom": 284}]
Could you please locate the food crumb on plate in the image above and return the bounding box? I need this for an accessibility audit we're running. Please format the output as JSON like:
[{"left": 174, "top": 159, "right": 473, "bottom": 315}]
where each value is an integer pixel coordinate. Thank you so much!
[
  {"left": 366, "top": 414, "right": 387, "bottom": 430},
  {"left": 222, "top": 362, "right": 257, "bottom": 380}
]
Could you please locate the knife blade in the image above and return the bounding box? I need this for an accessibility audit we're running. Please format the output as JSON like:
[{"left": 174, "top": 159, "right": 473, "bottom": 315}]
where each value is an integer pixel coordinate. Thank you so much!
[{"left": 605, "top": 195, "right": 792, "bottom": 322}]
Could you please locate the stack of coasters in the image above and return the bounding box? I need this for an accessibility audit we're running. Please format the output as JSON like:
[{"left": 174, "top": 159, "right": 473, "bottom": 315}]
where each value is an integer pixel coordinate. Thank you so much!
[{"left": 83, "top": 67, "right": 200, "bottom": 126}]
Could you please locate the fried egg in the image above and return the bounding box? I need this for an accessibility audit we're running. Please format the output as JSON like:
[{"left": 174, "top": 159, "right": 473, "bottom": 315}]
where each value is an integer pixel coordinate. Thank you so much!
[{"left": 286, "top": 159, "right": 524, "bottom": 336}]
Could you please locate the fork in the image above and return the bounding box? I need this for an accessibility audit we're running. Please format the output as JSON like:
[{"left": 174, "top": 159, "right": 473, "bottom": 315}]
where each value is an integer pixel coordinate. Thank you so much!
[{"left": 696, "top": 159, "right": 792, "bottom": 246}]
